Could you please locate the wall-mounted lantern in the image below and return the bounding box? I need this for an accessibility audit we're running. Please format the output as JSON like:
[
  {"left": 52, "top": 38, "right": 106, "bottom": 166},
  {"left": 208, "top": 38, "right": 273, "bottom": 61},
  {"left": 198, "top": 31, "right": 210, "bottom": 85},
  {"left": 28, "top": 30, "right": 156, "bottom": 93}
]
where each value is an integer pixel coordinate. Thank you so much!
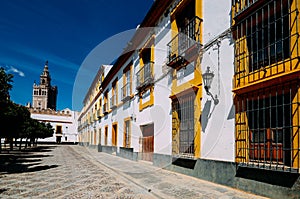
[{"left": 202, "top": 66, "right": 219, "bottom": 105}]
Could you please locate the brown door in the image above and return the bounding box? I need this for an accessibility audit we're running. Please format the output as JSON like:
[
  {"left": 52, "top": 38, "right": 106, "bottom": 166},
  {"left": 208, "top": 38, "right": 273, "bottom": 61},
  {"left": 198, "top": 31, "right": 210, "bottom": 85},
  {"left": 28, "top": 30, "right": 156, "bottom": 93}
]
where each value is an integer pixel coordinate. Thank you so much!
[
  {"left": 141, "top": 123, "right": 154, "bottom": 161},
  {"left": 105, "top": 126, "right": 108, "bottom": 145},
  {"left": 112, "top": 124, "right": 117, "bottom": 146}
]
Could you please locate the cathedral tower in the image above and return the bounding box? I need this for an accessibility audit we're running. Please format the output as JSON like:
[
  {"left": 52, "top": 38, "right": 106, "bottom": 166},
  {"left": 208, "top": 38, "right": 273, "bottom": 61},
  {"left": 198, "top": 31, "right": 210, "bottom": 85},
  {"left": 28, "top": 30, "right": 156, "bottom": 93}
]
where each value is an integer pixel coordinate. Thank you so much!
[{"left": 32, "top": 61, "right": 58, "bottom": 110}]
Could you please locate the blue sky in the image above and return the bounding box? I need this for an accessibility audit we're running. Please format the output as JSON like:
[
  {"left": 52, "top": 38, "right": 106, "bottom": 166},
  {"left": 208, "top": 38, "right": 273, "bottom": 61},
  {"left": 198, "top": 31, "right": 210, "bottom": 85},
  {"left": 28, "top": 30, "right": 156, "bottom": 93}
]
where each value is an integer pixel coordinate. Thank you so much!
[{"left": 0, "top": 0, "right": 153, "bottom": 111}]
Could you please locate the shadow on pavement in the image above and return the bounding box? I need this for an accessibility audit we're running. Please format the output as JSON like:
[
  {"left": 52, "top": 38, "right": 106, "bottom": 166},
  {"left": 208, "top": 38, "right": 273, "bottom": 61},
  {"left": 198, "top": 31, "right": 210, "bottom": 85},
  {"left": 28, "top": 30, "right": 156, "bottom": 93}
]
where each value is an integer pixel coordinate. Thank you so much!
[
  {"left": 0, "top": 145, "right": 59, "bottom": 174},
  {"left": 0, "top": 188, "right": 7, "bottom": 194}
]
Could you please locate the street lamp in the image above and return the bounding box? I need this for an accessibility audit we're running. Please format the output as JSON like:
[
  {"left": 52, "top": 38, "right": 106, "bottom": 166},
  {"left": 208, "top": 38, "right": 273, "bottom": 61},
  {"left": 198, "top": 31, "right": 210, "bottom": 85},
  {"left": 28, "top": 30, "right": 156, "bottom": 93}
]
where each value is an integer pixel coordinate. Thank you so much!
[{"left": 202, "top": 66, "right": 219, "bottom": 105}]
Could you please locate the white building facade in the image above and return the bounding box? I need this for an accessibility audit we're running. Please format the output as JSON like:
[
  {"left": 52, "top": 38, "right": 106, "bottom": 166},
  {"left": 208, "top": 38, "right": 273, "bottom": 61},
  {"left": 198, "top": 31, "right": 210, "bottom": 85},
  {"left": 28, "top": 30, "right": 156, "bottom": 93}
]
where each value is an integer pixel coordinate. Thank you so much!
[
  {"left": 30, "top": 108, "right": 79, "bottom": 143},
  {"left": 78, "top": 0, "right": 234, "bottom": 163},
  {"left": 77, "top": 1, "right": 300, "bottom": 197},
  {"left": 28, "top": 61, "right": 79, "bottom": 143}
]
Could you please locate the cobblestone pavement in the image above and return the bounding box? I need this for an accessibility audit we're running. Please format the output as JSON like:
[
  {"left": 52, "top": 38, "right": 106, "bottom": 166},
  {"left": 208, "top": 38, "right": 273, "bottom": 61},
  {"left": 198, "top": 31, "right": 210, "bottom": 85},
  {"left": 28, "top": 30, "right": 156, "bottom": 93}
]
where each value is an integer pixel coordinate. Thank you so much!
[{"left": 0, "top": 145, "right": 268, "bottom": 198}]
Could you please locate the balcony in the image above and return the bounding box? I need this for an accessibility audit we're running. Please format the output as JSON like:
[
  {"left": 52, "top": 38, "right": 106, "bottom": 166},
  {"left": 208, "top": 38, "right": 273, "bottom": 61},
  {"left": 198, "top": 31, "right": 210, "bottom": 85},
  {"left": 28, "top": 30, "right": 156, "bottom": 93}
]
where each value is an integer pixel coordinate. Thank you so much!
[
  {"left": 136, "top": 62, "right": 154, "bottom": 91},
  {"left": 96, "top": 109, "right": 101, "bottom": 119},
  {"left": 110, "top": 95, "right": 117, "bottom": 109},
  {"left": 77, "top": 124, "right": 82, "bottom": 131},
  {"left": 103, "top": 103, "right": 109, "bottom": 114},
  {"left": 167, "top": 16, "right": 202, "bottom": 69},
  {"left": 93, "top": 113, "right": 97, "bottom": 121},
  {"left": 121, "top": 82, "right": 131, "bottom": 102}
]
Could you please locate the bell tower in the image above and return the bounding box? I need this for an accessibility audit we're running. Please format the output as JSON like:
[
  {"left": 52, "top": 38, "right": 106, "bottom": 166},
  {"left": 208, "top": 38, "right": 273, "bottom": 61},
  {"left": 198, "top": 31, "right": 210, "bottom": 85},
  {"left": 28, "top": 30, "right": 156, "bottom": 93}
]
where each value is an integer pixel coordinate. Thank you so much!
[
  {"left": 40, "top": 60, "right": 51, "bottom": 86},
  {"left": 32, "top": 61, "right": 58, "bottom": 110}
]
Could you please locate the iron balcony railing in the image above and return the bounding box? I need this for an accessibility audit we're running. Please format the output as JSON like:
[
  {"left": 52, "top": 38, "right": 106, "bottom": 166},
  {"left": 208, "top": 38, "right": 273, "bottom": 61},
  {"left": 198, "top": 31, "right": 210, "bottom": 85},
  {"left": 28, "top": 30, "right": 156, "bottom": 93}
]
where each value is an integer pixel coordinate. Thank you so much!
[
  {"left": 136, "top": 62, "right": 154, "bottom": 91},
  {"left": 96, "top": 109, "right": 101, "bottom": 119},
  {"left": 121, "top": 82, "right": 131, "bottom": 101},
  {"left": 93, "top": 113, "right": 97, "bottom": 121},
  {"left": 103, "top": 102, "right": 108, "bottom": 114},
  {"left": 110, "top": 95, "right": 117, "bottom": 109},
  {"left": 167, "top": 16, "right": 202, "bottom": 68}
]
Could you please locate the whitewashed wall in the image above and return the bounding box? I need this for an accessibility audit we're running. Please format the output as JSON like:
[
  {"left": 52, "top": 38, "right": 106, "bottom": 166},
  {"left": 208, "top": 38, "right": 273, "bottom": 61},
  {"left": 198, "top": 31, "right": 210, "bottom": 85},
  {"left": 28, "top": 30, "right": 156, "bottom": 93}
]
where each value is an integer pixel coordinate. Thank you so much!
[
  {"left": 200, "top": 0, "right": 235, "bottom": 162},
  {"left": 152, "top": 16, "right": 172, "bottom": 155},
  {"left": 31, "top": 108, "right": 79, "bottom": 143}
]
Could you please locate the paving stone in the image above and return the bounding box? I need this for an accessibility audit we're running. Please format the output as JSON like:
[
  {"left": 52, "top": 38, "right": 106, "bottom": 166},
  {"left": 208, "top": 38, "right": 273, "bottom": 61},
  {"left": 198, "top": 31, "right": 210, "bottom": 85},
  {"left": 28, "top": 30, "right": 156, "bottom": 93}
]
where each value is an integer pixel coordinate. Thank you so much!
[{"left": 0, "top": 145, "right": 268, "bottom": 198}]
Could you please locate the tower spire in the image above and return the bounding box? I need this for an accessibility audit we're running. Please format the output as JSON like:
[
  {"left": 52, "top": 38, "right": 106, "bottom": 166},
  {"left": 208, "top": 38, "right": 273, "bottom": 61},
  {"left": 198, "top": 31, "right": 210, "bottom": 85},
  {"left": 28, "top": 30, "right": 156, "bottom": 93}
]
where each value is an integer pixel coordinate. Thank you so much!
[
  {"left": 44, "top": 60, "right": 49, "bottom": 71},
  {"left": 32, "top": 61, "right": 57, "bottom": 110}
]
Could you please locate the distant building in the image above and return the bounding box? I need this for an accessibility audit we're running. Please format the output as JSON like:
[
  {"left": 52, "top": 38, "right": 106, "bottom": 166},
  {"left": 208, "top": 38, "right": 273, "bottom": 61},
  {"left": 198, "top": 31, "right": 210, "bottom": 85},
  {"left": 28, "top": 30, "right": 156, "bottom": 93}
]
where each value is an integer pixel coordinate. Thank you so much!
[
  {"left": 28, "top": 61, "right": 78, "bottom": 143},
  {"left": 30, "top": 108, "right": 78, "bottom": 143},
  {"left": 32, "top": 61, "right": 57, "bottom": 110}
]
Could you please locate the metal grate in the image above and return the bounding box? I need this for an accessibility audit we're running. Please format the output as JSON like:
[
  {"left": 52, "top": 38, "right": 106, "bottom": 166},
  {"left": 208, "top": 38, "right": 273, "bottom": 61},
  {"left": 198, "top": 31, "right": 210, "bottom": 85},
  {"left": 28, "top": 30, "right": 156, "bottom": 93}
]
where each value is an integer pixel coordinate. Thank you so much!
[
  {"left": 103, "top": 102, "right": 108, "bottom": 113},
  {"left": 233, "top": 0, "right": 299, "bottom": 88},
  {"left": 172, "top": 94, "right": 195, "bottom": 157},
  {"left": 167, "top": 16, "right": 202, "bottom": 65},
  {"left": 235, "top": 80, "right": 300, "bottom": 172},
  {"left": 136, "top": 62, "right": 154, "bottom": 90},
  {"left": 121, "top": 82, "right": 131, "bottom": 100},
  {"left": 124, "top": 120, "right": 130, "bottom": 148},
  {"left": 110, "top": 95, "right": 117, "bottom": 108}
]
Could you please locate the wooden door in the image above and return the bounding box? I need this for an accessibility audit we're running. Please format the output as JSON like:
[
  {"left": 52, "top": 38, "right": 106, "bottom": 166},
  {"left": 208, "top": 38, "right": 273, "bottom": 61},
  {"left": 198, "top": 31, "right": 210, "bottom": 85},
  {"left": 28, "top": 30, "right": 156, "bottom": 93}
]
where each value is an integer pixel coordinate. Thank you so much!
[
  {"left": 112, "top": 124, "right": 117, "bottom": 146},
  {"left": 141, "top": 123, "right": 154, "bottom": 161},
  {"left": 105, "top": 126, "right": 108, "bottom": 145}
]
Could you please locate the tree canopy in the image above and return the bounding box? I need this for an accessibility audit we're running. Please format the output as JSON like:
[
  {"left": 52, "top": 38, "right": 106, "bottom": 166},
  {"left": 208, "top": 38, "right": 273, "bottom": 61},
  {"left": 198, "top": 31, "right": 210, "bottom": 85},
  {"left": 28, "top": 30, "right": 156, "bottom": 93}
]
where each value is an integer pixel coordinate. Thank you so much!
[
  {"left": 0, "top": 67, "right": 13, "bottom": 103},
  {"left": 0, "top": 67, "right": 54, "bottom": 150}
]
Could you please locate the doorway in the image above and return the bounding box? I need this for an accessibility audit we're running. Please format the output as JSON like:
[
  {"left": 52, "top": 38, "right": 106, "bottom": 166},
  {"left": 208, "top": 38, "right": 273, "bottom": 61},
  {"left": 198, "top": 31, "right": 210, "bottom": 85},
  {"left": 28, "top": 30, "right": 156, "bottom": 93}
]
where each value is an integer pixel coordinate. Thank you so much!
[
  {"left": 141, "top": 123, "right": 154, "bottom": 161},
  {"left": 112, "top": 123, "right": 118, "bottom": 146},
  {"left": 105, "top": 126, "right": 108, "bottom": 145}
]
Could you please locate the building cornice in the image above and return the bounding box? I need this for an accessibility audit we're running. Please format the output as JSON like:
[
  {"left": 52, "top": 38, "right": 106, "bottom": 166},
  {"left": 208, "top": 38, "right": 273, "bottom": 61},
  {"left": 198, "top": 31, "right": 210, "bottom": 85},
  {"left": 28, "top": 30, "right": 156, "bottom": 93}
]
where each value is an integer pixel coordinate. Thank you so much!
[{"left": 100, "top": 0, "right": 173, "bottom": 92}]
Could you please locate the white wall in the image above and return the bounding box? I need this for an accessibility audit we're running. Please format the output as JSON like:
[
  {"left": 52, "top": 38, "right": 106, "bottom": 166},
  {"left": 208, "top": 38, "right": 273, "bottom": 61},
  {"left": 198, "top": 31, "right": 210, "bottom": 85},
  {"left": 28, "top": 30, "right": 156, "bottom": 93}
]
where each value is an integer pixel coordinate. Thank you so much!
[
  {"left": 200, "top": 0, "right": 235, "bottom": 162},
  {"left": 31, "top": 108, "right": 79, "bottom": 143}
]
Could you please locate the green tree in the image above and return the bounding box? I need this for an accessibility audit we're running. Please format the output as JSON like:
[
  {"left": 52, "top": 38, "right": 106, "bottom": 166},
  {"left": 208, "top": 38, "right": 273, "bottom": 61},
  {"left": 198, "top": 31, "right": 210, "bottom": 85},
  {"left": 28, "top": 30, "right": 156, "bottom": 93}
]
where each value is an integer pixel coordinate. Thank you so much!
[
  {"left": 0, "top": 67, "right": 13, "bottom": 151},
  {"left": 0, "top": 67, "right": 54, "bottom": 151},
  {"left": 0, "top": 67, "right": 13, "bottom": 103}
]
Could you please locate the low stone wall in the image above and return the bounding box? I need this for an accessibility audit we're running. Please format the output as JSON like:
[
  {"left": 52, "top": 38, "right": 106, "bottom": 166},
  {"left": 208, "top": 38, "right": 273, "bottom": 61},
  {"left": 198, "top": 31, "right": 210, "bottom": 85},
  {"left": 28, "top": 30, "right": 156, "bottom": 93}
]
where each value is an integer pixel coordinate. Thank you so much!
[
  {"left": 88, "top": 145, "right": 97, "bottom": 149},
  {"left": 153, "top": 153, "right": 300, "bottom": 199},
  {"left": 153, "top": 153, "right": 172, "bottom": 168},
  {"left": 98, "top": 145, "right": 117, "bottom": 154},
  {"left": 78, "top": 142, "right": 89, "bottom": 146},
  {"left": 117, "top": 147, "right": 138, "bottom": 161}
]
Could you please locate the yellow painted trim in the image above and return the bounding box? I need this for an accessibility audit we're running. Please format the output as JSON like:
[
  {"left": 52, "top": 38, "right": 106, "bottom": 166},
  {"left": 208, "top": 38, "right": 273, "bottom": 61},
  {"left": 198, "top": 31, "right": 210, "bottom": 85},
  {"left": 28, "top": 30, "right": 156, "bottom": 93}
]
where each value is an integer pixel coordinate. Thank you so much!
[
  {"left": 104, "top": 125, "right": 108, "bottom": 146},
  {"left": 170, "top": 0, "right": 203, "bottom": 46},
  {"left": 169, "top": 0, "right": 203, "bottom": 158},
  {"left": 292, "top": 86, "right": 300, "bottom": 168},
  {"left": 170, "top": 0, "right": 192, "bottom": 17},
  {"left": 123, "top": 63, "right": 133, "bottom": 98},
  {"left": 112, "top": 122, "right": 118, "bottom": 146},
  {"left": 139, "top": 87, "right": 154, "bottom": 112},
  {"left": 233, "top": 1, "right": 300, "bottom": 91},
  {"left": 123, "top": 117, "right": 131, "bottom": 148},
  {"left": 170, "top": 87, "right": 202, "bottom": 158},
  {"left": 232, "top": 1, "right": 300, "bottom": 167},
  {"left": 139, "top": 35, "right": 155, "bottom": 55},
  {"left": 138, "top": 35, "right": 155, "bottom": 112}
]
